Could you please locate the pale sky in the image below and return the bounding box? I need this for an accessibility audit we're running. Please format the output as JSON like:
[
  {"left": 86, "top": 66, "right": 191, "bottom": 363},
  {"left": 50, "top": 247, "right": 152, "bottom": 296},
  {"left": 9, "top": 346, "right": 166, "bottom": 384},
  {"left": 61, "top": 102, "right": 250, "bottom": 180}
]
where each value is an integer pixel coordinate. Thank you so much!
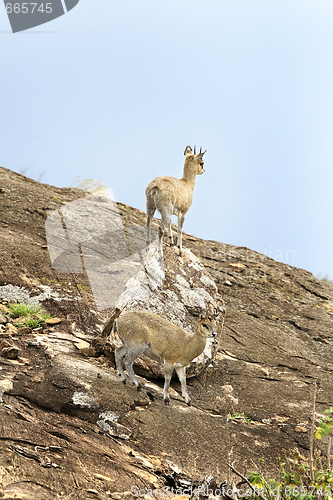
[{"left": 1, "top": 1, "right": 333, "bottom": 279}]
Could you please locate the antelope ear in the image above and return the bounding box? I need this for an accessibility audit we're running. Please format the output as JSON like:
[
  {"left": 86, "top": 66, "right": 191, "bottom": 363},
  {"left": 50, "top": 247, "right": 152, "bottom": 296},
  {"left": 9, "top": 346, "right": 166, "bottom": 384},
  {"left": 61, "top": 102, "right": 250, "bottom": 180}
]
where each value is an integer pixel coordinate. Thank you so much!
[
  {"left": 196, "top": 150, "right": 207, "bottom": 159},
  {"left": 184, "top": 145, "right": 193, "bottom": 156}
]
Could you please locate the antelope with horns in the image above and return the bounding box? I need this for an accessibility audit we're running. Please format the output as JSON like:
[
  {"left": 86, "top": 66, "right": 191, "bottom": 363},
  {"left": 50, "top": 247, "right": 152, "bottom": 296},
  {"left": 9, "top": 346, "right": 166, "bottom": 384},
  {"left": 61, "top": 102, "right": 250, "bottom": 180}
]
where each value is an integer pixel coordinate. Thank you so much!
[
  {"left": 114, "top": 308, "right": 220, "bottom": 405},
  {"left": 146, "top": 146, "right": 206, "bottom": 257}
]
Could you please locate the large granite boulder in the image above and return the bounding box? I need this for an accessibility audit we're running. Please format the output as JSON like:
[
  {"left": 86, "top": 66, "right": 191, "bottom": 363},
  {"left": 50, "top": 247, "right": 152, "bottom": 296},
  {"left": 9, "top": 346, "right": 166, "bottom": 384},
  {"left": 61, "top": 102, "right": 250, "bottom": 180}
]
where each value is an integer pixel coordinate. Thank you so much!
[{"left": 107, "top": 243, "right": 225, "bottom": 378}]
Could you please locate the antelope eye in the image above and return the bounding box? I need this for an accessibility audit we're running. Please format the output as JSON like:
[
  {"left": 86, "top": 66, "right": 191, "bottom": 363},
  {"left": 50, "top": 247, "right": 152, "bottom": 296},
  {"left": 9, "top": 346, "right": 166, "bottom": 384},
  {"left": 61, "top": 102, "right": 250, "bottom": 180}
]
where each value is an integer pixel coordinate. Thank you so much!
[{"left": 202, "top": 323, "right": 209, "bottom": 329}]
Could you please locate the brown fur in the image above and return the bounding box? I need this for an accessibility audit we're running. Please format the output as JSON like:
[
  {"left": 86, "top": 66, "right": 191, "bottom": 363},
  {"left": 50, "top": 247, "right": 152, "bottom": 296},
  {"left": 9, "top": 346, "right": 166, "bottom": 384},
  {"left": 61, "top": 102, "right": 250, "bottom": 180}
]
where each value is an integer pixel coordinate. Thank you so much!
[
  {"left": 146, "top": 146, "right": 206, "bottom": 256},
  {"left": 115, "top": 309, "right": 217, "bottom": 405}
]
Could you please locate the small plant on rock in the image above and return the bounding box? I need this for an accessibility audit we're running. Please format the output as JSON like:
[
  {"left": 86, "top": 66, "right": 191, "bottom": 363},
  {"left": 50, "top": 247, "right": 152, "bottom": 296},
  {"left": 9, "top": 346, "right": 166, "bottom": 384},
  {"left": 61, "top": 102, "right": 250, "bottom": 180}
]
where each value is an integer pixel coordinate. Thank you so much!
[
  {"left": 315, "top": 408, "right": 333, "bottom": 440},
  {"left": 8, "top": 302, "right": 52, "bottom": 328},
  {"left": 228, "top": 410, "right": 252, "bottom": 424},
  {"left": 8, "top": 302, "right": 40, "bottom": 318},
  {"left": 229, "top": 449, "right": 333, "bottom": 500},
  {"left": 315, "top": 407, "right": 333, "bottom": 468}
]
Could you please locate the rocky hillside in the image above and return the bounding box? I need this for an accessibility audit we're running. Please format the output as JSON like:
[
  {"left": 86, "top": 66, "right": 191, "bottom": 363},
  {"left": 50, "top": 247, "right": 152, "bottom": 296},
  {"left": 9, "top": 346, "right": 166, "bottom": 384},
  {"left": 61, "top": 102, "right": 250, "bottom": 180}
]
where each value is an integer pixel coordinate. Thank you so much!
[{"left": 0, "top": 166, "right": 333, "bottom": 500}]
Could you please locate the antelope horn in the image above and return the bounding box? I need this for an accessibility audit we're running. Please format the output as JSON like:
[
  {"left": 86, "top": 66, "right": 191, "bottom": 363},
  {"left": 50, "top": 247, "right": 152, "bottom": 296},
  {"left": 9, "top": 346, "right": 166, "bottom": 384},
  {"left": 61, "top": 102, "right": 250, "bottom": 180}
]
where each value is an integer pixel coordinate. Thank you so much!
[
  {"left": 194, "top": 145, "right": 196, "bottom": 155},
  {"left": 200, "top": 147, "right": 202, "bottom": 153}
]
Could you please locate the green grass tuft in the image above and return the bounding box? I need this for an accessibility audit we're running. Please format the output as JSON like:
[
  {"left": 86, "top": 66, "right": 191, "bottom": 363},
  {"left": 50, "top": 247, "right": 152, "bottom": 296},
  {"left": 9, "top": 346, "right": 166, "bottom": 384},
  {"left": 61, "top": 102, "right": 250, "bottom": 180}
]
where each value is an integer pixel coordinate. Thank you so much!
[
  {"left": 8, "top": 302, "right": 41, "bottom": 318},
  {"left": 24, "top": 318, "right": 44, "bottom": 329},
  {"left": 228, "top": 410, "right": 252, "bottom": 424},
  {"left": 8, "top": 302, "right": 52, "bottom": 328}
]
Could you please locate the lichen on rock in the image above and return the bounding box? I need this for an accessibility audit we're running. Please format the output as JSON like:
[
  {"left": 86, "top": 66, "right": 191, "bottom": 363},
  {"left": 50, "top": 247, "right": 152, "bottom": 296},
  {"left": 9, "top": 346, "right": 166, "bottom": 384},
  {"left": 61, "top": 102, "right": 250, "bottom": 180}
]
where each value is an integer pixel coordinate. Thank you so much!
[{"left": 107, "top": 244, "right": 225, "bottom": 378}]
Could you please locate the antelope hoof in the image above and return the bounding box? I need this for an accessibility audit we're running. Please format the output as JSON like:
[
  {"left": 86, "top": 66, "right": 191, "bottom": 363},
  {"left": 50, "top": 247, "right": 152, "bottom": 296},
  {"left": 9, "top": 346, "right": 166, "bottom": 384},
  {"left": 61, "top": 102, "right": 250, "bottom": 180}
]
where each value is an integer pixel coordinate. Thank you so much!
[
  {"left": 122, "top": 378, "right": 126, "bottom": 385},
  {"left": 179, "top": 251, "right": 183, "bottom": 258},
  {"left": 164, "top": 398, "right": 170, "bottom": 406},
  {"left": 186, "top": 400, "right": 191, "bottom": 406},
  {"left": 136, "top": 383, "right": 142, "bottom": 391}
]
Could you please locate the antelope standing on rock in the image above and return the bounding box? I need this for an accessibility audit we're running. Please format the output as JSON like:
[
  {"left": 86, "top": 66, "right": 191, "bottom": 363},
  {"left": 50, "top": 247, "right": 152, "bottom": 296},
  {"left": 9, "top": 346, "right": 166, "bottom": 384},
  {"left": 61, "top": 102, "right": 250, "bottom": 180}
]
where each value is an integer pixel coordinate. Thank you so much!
[
  {"left": 114, "top": 308, "right": 220, "bottom": 406},
  {"left": 146, "top": 146, "right": 206, "bottom": 257}
]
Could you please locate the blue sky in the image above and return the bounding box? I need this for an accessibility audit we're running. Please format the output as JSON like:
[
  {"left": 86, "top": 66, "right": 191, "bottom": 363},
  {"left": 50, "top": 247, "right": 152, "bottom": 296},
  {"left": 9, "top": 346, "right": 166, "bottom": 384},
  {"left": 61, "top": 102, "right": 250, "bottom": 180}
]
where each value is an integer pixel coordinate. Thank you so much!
[{"left": 1, "top": 1, "right": 333, "bottom": 279}]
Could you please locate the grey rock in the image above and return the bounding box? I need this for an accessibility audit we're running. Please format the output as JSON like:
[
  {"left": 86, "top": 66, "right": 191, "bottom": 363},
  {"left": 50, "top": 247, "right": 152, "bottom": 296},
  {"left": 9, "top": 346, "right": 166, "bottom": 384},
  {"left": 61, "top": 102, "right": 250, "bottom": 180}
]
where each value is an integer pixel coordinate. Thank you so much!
[{"left": 0, "top": 314, "right": 7, "bottom": 324}]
